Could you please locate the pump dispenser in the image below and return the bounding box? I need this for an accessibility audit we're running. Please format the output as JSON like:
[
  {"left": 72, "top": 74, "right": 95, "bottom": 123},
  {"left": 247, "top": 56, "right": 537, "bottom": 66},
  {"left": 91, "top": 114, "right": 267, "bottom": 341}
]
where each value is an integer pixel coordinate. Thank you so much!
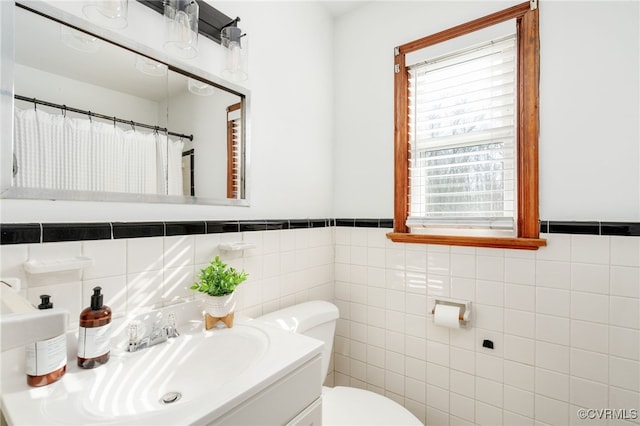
[
  {"left": 38, "top": 294, "right": 53, "bottom": 309},
  {"left": 77, "top": 286, "right": 112, "bottom": 369},
  {"left": 25, "top": 295, "right": 67, "bottom": 387}
]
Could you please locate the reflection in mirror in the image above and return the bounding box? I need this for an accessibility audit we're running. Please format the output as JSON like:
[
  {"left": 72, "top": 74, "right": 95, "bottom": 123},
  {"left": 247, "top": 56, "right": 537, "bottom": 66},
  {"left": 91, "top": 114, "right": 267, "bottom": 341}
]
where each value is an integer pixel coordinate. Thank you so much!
[
  {"left": 166, "top": 72, "right": 244, "bottom": 200},
  {"left": 8, "top": 4, "right": 248, "bottom": 205}
]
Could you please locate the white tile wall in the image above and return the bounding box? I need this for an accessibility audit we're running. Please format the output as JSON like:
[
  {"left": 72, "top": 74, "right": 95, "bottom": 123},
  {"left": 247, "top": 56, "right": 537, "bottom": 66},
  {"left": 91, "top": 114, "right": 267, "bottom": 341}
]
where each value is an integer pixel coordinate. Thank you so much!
[
  {"left": 1, "top": 227, "right": 335, "bottom": 327},
  {"left": 334, "top": 229, "right": 640, "bottom": 426},
  {"left": 2, "top": 227, "right": 639, "bottom": 425}
]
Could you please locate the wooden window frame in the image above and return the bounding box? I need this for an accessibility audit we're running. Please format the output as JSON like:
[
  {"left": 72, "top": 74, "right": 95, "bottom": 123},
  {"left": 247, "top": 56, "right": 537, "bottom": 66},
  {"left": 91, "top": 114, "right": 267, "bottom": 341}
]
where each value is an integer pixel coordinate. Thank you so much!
[
  {"left": 226, "top": 102, "right": 242, "bottom": 199},
  {"left": 388, "top": 1, "right": 546, "bottom": 250}
]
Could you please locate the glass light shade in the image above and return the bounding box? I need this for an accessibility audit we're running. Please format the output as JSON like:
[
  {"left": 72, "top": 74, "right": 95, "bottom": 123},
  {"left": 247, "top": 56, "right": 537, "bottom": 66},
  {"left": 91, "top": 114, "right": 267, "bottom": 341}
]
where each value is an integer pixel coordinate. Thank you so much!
[
  {"left": 82, "top": 0, "right": 128, "bottom": 29},
  {"left": 221, "top": 26, "right": 248, "bottom": 82},
  {"left": 187, "top": 78, "right": 214, "bottom": 96},
  {"left": 134, "top": 55, "right": 168, "bottom": 77},
  {"left": 164, "top": 0, "right": 199, "bottom": 59},
  {"left": 60, "top": 25, "right": 100, "bottom": 53}
]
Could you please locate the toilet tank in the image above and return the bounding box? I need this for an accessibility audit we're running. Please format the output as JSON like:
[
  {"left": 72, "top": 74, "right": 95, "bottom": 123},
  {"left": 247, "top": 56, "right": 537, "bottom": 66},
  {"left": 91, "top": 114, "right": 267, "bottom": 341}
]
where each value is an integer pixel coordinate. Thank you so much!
[{"left": 254, "top": 301, "right": 339, "bottom": 379}]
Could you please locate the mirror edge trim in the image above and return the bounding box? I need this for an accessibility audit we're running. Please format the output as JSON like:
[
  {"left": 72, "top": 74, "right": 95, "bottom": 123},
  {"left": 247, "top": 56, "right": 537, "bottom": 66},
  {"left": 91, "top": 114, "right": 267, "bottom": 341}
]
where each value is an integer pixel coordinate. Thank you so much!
[{"left": 0, "top": 1, "right": 15, "bottom": 197}]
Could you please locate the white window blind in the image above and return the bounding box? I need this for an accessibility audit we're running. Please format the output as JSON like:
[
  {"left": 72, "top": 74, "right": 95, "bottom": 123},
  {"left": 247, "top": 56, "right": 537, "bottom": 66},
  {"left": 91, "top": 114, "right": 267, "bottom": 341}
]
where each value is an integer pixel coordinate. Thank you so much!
[{"left": 407, "top": 34, "right": 517, "bottom": 232}]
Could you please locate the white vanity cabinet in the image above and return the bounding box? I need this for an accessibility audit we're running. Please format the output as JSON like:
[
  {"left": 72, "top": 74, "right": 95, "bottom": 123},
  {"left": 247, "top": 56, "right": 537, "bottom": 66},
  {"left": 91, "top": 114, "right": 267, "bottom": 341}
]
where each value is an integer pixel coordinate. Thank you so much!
[
  {"left": 212, "top": 356, "right": 322, "bottom": 426},
  {"left": 286, "top": 398, "right": 322, "bottom": 426}
]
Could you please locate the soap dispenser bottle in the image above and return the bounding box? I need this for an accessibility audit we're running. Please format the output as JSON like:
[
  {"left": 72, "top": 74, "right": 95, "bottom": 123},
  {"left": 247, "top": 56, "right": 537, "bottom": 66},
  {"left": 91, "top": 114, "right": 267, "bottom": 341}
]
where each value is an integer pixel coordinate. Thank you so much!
[
  {"left": 25, "top": 295, "right": 67, "bottom": 387},
  {"left": 77, "top": 286, "right": 112, "bottom": 369}
]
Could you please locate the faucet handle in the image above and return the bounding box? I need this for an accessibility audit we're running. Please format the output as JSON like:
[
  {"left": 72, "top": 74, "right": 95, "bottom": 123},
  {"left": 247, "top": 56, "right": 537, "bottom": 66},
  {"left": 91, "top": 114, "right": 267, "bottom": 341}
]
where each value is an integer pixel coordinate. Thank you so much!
[
  {"left": 164, "top": 312, "right": 179, "bottom": 338},
  {"left": 127, "top": 321, "right": 147, "bottom": 351},
  {"left": 128, "top": 321, "right": 143, "bottom": 343}
]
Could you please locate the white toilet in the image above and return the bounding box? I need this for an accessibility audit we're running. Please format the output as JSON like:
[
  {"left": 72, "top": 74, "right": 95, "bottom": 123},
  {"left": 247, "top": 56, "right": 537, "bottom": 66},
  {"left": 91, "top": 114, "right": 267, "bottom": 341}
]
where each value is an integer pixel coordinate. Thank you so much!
[{"left": 254, "top": 300, "right": 423, "bottom": 426}]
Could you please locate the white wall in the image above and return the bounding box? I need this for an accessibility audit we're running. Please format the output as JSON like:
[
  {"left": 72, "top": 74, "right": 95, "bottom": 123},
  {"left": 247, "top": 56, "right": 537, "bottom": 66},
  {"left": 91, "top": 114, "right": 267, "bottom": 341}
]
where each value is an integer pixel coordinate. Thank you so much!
[
  {"left": 332, "top": 1, "right": 640, "bottom": 221},
  {"left": 538, "top": 1, "right": 639, "bottom": 221},
  {"left": 14, "top": 65, "right": 160, "bottom": 125},
  {"left": 166, "top": 85, "right": 238, "bottom": 199},
  {"left": 0, "top": 0, "right": 334, "bottom": 222}
]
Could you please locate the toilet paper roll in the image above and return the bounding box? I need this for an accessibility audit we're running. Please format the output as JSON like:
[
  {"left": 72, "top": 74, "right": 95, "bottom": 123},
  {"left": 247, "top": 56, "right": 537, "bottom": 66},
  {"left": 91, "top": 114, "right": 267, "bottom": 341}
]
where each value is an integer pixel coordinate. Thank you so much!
[{"left": 434, "top": 304, "right": 461, "bottom": 329}]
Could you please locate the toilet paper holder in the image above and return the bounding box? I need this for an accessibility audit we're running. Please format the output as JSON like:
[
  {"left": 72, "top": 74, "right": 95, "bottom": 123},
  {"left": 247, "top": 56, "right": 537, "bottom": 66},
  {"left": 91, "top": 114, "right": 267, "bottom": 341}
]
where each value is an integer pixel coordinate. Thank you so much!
[{"left": 431, "top": 297, "right": 471, "bottom": 325}]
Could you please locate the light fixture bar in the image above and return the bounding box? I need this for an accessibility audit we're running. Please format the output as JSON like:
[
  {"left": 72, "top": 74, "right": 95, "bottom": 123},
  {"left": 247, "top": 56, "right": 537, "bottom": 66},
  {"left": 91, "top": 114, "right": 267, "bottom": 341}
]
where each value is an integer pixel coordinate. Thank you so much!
[{"left": 137, "top": 0, "right": 235, "bottom": 44}]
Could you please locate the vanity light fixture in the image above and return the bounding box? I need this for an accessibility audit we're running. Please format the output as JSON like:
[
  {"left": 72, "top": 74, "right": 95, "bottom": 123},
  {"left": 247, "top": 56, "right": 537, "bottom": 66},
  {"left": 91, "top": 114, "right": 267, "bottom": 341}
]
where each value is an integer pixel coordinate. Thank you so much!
[
  {"left": 134, "top": 54, "right": 168, "bottom": 77},
  {"left": 60, "top": 25, "right": 100, "bottom": 54},
  {"left": 187, "top": 78, "right": 214, "bottom": 96},
  {"left": 82, "top": 0, "right": 129, "bottom": 29},
  {"left": 138, "top": 1, "right": 247, "bottom": 78},
  {"left": 221, "top": 18, "right": 248, "bottom": 82},
  {"left": 163, "top": 0, "right": 199, "bottom": 59}
]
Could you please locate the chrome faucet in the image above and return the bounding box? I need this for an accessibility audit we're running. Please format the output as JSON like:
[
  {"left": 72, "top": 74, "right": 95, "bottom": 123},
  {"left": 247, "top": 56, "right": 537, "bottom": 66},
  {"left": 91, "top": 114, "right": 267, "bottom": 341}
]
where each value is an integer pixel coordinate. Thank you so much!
[{"left": 127, "top": 313, "right": 179, "bottom": 353}]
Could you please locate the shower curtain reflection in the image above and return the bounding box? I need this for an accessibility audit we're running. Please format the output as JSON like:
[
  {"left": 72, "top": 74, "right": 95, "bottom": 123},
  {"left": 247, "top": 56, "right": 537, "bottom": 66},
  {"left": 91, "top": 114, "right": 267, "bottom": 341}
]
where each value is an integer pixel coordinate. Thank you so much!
[{"left": 13, "top": 107, "right": 184, "bottom": 195}]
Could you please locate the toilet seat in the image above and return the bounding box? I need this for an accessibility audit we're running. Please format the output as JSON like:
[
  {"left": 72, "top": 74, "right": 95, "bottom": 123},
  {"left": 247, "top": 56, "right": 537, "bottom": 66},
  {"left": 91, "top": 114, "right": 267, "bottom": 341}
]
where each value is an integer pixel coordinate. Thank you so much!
[{"left": 322, "top": 386, "right": 423, "bottom": 426}]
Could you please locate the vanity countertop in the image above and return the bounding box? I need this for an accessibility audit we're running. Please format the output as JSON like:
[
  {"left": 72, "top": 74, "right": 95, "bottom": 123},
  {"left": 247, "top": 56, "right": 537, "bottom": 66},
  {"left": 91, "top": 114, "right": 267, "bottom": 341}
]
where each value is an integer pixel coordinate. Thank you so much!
[{"left": 1, "top": 313, "right": 323, "bottom": 425}]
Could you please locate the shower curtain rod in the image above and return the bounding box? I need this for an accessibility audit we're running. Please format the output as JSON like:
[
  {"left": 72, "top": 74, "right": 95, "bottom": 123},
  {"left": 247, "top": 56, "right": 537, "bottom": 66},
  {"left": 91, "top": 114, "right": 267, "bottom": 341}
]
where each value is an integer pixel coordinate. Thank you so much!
[{"left": 14, "top": 94, "right": 194, "bottom": 142}]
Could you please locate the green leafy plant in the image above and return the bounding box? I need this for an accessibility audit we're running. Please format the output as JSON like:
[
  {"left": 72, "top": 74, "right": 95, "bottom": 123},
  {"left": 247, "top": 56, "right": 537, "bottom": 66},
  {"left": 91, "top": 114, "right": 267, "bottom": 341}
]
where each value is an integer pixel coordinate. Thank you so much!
[{"left": 190, "top": 256, "right": 248, "bottom": 297}]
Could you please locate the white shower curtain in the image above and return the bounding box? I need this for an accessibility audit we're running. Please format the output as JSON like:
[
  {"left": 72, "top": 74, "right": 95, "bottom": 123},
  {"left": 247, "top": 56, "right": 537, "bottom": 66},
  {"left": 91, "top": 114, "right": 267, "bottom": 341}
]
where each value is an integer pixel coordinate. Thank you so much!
[
  {"left": 14, "top": 107, "right": 184, "bottom": 195},
  {"left": 155, "top": 132, "right": 185, "bottom": 196},
  {"left": 13, "top": 107, "right": 64, "bottom": 190}
]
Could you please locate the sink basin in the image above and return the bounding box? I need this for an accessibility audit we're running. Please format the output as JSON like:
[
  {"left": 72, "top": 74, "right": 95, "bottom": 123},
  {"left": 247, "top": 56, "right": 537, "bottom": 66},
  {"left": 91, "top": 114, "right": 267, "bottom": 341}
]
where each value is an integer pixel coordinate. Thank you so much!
[
  {"left": 1, "top": 303, "right": 323, "bottom": 426},
  {"left": 39, "top": 324, "right": 269, "bottom": 421}
]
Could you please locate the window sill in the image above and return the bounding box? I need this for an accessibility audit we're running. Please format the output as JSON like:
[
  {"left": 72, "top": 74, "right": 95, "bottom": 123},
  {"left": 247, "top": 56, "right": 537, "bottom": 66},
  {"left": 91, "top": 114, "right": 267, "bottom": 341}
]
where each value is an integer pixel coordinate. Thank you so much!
[{"left": 386, "top": 232, "right": 547, "bottom": 250}]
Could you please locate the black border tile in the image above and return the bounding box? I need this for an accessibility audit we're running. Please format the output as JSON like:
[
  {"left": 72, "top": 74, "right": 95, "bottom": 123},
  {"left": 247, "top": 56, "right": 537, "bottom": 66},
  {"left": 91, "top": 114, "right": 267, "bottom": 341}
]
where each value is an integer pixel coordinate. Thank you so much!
[
  {"left": 548, "top": 221, "right": 600, "bottom": 235},
  {"left": 3, "top": 218, "right": 637, "bottom": 244},
  {"left": 601, "top": 222, "right": 640, "bottom": 237},
  {"left": 165, "top": 221, "right": 205, "bottom": 236},
  {"left": 43, "top": 223, "right": 111, "bottom": 242},
  {"left": 0, "top": 223, "right": 41, "bottom": 245},
  {"left": 379, "top": 219, "right": 394, "bottom": 229},
  {"left": 310, "top": 219, "right": 328, "bottom": 228},
  {"left": 335, "top": 218, "right": 355, "bottom": 227},
  {"left": 355, "top": 219, "right": 380, "bottom": 228},
  {"left": 335, "top": 218, "right": 394, "bottom": 228},
  {"left": 265, "top": 220, "right": 288, "bottom": 231},
  {"left": 539, "top": 220, "right": 549, "bottom": 234},
  {"left": 206, "top": 221, "right": 240, "bottom": 234},
  {"left": 113, "top": 222, "right": 164, "bottom": 239},
  {"left": 289, "top": 220, "right": 310, "bottom": 229},
  {"left": 240, "top": 221, "right": 267, "bottom": 232}
]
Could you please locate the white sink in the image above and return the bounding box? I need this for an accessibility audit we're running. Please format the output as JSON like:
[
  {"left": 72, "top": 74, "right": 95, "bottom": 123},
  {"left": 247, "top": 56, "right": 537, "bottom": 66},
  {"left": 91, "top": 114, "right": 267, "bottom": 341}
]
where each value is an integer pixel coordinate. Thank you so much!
[{"left": 1, "top": 303, "right": 323, "bottom": 425}]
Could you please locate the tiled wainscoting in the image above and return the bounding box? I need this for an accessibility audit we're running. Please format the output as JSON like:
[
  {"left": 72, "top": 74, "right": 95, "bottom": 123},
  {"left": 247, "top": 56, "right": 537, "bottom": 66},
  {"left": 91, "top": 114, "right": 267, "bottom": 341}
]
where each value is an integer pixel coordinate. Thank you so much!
[
  {"left": 0, "top": 221, "right": 336, "bottom": 327},
  {"left": 1, "top": 220, "right": 639, "bottom": 425},
  {"left": 334, "top": 227, "right": 640, "bottom": 426}
]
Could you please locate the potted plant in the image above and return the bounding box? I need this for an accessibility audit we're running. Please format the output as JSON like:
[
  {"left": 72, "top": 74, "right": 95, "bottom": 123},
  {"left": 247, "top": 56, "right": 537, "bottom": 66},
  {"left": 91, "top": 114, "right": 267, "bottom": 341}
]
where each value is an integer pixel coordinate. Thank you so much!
[{"left": 191, "top": 256, "right": 248, "bottom": 327}]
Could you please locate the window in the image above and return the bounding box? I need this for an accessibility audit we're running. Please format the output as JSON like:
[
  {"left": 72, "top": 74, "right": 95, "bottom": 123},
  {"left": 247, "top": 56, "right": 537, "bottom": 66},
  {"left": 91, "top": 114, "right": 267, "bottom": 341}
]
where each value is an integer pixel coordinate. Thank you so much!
[
  {"left": 389, "top": 1, "right": 545, "bottom": 250},
  {"left": 226, "top": 102, "right": 242, "bottom": 199}
]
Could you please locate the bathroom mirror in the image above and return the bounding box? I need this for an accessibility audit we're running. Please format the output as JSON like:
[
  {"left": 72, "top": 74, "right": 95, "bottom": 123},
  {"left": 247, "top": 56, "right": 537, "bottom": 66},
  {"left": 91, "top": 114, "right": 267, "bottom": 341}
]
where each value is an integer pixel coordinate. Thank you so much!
[{"left": 1, "top": 3, "right": 249, "bottom": 205}]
